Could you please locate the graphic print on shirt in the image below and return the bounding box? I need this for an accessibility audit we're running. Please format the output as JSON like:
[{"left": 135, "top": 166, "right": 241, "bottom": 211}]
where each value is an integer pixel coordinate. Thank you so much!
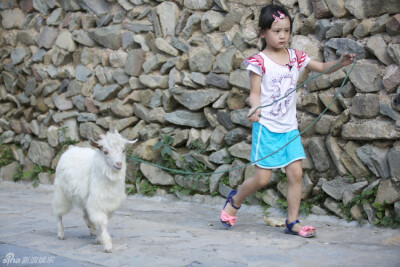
[{"left": 267, "top": 73, "right": 296, "bottom": 118}]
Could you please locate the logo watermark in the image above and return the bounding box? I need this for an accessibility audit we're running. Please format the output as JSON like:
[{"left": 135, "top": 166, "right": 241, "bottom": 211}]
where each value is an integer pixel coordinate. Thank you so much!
[{"left": 2, "top": 252, "right": 55, "bottom": 265}]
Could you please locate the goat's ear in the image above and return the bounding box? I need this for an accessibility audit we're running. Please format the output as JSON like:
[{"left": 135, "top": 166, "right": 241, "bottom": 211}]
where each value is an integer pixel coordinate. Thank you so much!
[{"left": 90, "top": 139, "right": 102, "bottom": 149}]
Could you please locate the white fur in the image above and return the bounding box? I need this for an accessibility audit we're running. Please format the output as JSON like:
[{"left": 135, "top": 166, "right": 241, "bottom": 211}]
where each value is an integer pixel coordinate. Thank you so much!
[{"left": 52, "top": 131, "right": 137, "bottom": 253}]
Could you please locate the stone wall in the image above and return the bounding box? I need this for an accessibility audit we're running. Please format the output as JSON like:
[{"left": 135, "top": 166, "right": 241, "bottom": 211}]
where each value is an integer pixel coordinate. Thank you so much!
[{"left": 0, "top": 0, "right": 400, "bottom": 223}]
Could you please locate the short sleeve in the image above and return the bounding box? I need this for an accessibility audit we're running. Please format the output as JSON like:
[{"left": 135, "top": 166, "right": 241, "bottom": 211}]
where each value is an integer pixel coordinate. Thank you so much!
[
  {"left": 244, "top": 55, "right": 265, "bottom": 76},
  {"left": 294, "top": 49, "right": 311, "bottom": 73}
]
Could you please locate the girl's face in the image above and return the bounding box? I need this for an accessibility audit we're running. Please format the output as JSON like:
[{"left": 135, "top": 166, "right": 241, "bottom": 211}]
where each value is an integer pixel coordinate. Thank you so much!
[{"left": 260, "top": 17, "right": 291, "bottom": 50}]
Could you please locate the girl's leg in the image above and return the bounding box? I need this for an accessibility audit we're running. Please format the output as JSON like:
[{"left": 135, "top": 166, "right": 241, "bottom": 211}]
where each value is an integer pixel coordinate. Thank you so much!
[
  {"left": 285, "top": 160, "right": 315, "bottom": 234},
  {"left": 223, "top": 166, "right": 272, "bottom": 217}
]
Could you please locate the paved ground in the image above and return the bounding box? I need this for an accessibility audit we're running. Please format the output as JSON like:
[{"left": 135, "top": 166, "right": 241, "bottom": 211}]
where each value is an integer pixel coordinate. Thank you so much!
[{"left": 0, "top": 181, "right": 400, "bottom": 267}]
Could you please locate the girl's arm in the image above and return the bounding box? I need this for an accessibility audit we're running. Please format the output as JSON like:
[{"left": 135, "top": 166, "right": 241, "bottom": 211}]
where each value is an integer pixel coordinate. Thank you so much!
[
  {"left": 247, "top": 71, "right": 262, "bottom": 122},
  {"left": 306, "top": 53, "right": 355, "bottom": 74}
]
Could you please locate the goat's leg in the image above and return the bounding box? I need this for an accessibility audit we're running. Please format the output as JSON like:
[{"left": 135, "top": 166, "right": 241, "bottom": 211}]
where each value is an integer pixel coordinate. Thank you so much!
[
  {"left": 56, "top": 215, "right": 65, "bottom": 240},
  {"left": 52, "top": 186, "right": 72, "bottom": 240},
  {"left": 89, "top": 211, "right": 113, "bottom": 253},
  {"left": 99, "top": 219, "right": 112, "bottom": 253},
  {"left": 83, "top": 209, "right": 96, "bottom": 236}
]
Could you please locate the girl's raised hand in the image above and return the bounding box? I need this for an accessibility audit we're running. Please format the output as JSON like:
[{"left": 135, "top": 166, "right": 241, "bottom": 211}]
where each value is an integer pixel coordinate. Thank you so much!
[
  {"left": 340, "top": 53, "right": 355, "bottom": 67},
  {"left": 247, "top": 107, "right": 261, "bottom": 122}
]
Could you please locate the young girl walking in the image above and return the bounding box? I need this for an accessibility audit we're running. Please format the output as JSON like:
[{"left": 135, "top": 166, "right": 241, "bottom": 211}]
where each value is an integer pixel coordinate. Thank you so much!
[{"left": 220, "top": 4, "right": 354, "bottom": 237}]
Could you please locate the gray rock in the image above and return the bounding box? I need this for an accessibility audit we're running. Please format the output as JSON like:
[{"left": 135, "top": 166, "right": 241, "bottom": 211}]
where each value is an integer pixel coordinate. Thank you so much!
[
  {"left": 353, "top": 18, "right": 373, "bottom": 39},
  {"left": 11, "top": 47, "right": 27, "bottom": 65},
  {"left": 341, "top": 141, "right": 371, "bottom": 179},
  {"left": 356, "top": 145, "right": 390, "bottom": 179},
  {"left": 201, "top": 10, "right": 224, "bottom": 34},
  {"left": 231, "top": 109, "right": 252, "bottom": 128},
  {"left": 383, "top": 65, "right": 400, "bottom": 93},
  {"left": 261, "top": 189, "right": 280, "bottom": 208},
  {"left": 170, "top": 37, "right": 189, "bottom": 54},
  {"left": 322, "top": 178, "right": 351, "bottom": 200},
  {"left": 52, "top": 111, "right": 79, "bottom": 123},
  {"left": 342, "top": 181, "right": 368, "bottom": 206},
  {"left": 181, "top": 14, "right": 201, "bottom": 39},
  {"left": 37, "top": 26, "right": 59, "bottom": 49},
  {"left": 143, "top": 54, "right": 168, "bottom": 74},
  {"left": 210, "top": 164, "right": 230, "bottom": 193},
  {"left": 388, "top": 44, "right": 400, "bottom": 66},
  {"left": 52, "top": 93, "right": 73, "bottom": 111},
  {"left": 0, "top": 162, "right": 19, "bottom": 181},
  {"left": 169, "top": 87, "right": 220, "bottom": 111},
  {"left": 77, "top": 113, "right": 97, "bottom": 122},
  {"left": 156, "top": 1, "right": 180, "bottom": 37},
  {"left": 315, "top": 19, "right": 331, "bottom": 41},
  {"left": 132, "top": 103, "right": 150, "bottom": 123},
  {"left": 79, "top": 122, "right": 105, "bottom": 141},
  {"left": 342, "top": 120, "right": 400, "bottom": 140},
  {"left": 164, "top": 110, "right": 207, "bottom": 128},
  {"left": 112, "top": 69, "right": 130, "bottom": 85},
  {"left": 88, "top": 25, "right": 122, "bottom": 50},
  {"left": 229, "top": 159, "right": 245, "bottom": 187},
  {"left": 307, "top": 137, "right": 332, "bottom": 172},
  {"left": 366, "top": 35, "right": 394, "bottom": 66},
  {"left": 324, "top": 197, "right": 346, "bottom": 219},
  {"left": 74, "top": 65, "right": 92, "bottom": 83},
  {"left": 47, "top": 8, "right": 64, "bottom": 26},
  {"left": 350, "top": 93, "right": 380, "bottom": 118},
  {"left": 209, "top": 149, "right": 232, "bottom": 164},
  {"left": 325, "top": 0, "right": 348, "bottom": 18},
  {"left": 388, "top": 147, "right": 400, "bottom": 179},
  {"left": 229, "top": 70, "right": 250, "bottom": 91},
  {"left": 27, "top": 141, "right": 55, "bottom": 168},
  {"left": 137, "top": 75, "right": 168, "bottom": 89},
  {"left": 325, "top": 38, "right": 367, "bottom": 59},
  {"left": 175, "top": 174, "right": 209, "bottom": 193},
  {"left": 155, "top": 38, "right": 179, "bottom": 56},
  {"left": 125, "top": 49, "right": 146, "bottom": 77},
  {"left": 78, "top": 0, "right": 109, "bottom": 16},
  {"left": 189, "top": 49, "right": 214, "bottom": 73},
  {"left": 213, "top": 46, "right": 237, "bottom": 73},
  {"left": 224, "top": 127, "right": 248, "bottom": 146},
  {"left": 325, "top": 135, "right": 348, "bottom": 176},
  {"left": 345, "top": 0, "right": 400, "bottom": 19},
  {"left": 140, "top": 163, "right": 175, "bottom": 185},
  {"left": 348, "top": 60, "right": 381, "bottom": 93},
  {"left": 228, "top": 141, "right": 251, "bottom": 161},
  {"left": 190, "top": 151, "right": 216, "bottom": 170},
  {"left": 1, "top": 8, "right": 25, "bottom": 29},
  {"left": 93, "top": 84, "right": 120, "bottom": 102},
  {"left": 184, "top": 0, "right": 214, "bottom": 10},
  {"left": 208, "top": 126, "right": 227, "bottom": 152},
  {"left": 206, "top": 72, "right": 229, "bottom": 89},
  {"left": 311, "top": 0, "right": 332, "bottom": 19}
]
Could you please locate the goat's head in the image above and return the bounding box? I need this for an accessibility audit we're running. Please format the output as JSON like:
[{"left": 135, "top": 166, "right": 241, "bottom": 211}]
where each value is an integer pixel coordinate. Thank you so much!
[{"left": 90, "top": 130, "right": 137, "bottom": 171}]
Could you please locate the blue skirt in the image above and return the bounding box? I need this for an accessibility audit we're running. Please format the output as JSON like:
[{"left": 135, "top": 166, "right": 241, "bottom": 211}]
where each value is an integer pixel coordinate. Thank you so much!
[{"left": 250, "top": 122, "right": 305, "bottom": 169}]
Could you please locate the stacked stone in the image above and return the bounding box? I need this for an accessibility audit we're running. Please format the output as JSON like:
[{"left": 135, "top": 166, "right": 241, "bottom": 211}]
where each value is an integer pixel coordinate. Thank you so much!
[{"left": 0, "top": 0, "right": 399, "bottom": 223}]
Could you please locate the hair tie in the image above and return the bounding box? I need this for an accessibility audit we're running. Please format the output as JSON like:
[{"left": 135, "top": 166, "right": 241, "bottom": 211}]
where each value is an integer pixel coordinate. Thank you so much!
[{"left": 273, "top": 11, "right": 286, "bottom": 22}]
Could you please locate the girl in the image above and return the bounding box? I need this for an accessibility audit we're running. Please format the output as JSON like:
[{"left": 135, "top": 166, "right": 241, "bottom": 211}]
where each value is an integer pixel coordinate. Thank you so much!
[{"left": 220, "top": 4, "right": 354, "bottom": 237}]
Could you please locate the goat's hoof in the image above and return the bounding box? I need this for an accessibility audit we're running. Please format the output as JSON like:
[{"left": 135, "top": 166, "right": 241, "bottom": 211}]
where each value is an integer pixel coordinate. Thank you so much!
[
  {"left": 90, "top": 232, "right": 96, "bottom": 237},
  {"left": 58, "top": 236, "right": 65, "bottom": 240},
  {"left": 104, "top": 248, "right": 112, "bottom": 253},
  {"left": 96, "top": 239, "right": 103, "bottom": 245}
]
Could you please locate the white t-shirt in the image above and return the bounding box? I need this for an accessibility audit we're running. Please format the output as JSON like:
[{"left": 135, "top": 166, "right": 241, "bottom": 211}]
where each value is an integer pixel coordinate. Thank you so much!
[{"left": 245, "top": 49, "right": 310, "bottom": 133}]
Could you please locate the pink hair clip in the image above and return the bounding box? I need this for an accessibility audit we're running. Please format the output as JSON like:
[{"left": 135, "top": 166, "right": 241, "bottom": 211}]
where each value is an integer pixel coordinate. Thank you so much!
[{"left": 273, "top": 11, "right": 286, "bottom": 22}]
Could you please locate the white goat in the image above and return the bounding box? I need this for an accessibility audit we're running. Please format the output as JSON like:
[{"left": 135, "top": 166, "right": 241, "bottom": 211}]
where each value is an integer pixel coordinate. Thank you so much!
[{"left": 52, "top": 130, "right": 137, "bottom": 253}]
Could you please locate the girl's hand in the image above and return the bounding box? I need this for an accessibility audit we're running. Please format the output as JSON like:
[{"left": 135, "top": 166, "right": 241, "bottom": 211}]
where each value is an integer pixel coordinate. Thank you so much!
[
  {"left": 247, "top": 107, "right": 261, "bottom": 122},
  {"left": 340, "top": 53, "right": 355, "bottom": 67}
]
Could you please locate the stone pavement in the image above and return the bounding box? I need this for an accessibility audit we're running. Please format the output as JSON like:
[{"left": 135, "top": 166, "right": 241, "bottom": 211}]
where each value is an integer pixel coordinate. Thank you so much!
[{"left": 0, "top": 181, "right": 400, "bottom": 267}]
